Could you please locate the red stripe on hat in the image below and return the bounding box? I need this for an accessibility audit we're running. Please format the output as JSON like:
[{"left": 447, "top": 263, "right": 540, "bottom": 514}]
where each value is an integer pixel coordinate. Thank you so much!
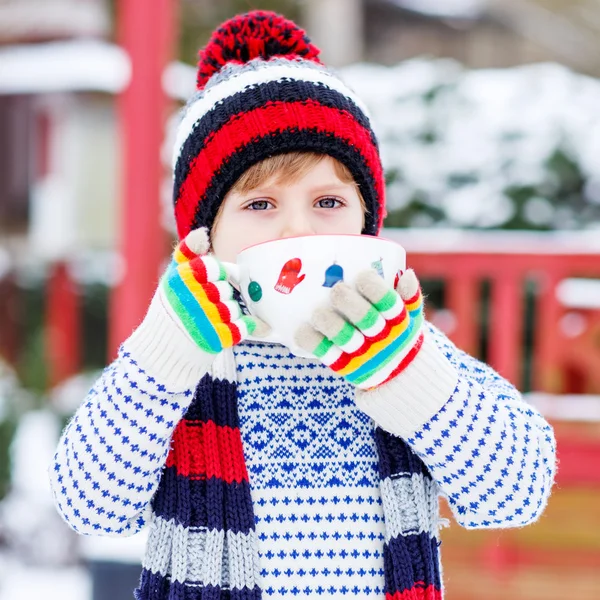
[
  {"left": 175, "top": 99, "right": 385, "bottom": 238},
  {"left": 386, "top": 583, "right": 442, "bottom": 600},
  {"left": 166, "top": 419, "right": 248, "bottom": 484}
]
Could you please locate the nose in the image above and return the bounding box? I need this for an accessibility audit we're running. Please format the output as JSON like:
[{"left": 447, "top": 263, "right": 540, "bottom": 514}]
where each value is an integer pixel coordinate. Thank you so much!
[{"left": 280, "top": 208, "right": 316, "bottom": 238}]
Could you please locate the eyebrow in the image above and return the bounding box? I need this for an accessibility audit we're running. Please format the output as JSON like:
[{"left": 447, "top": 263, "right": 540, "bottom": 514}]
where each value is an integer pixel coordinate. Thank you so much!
[
  {"left": 309, "top": 182, "right": 355, "bottom": 192},
  {"left": 246, "top": 181, "right": 353, "bottom": 196}
]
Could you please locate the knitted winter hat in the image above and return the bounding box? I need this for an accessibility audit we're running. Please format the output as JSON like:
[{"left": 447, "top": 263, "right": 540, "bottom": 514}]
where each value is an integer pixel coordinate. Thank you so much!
[{"left": 172, "top": 10, "right": 386, "bottom": 240}]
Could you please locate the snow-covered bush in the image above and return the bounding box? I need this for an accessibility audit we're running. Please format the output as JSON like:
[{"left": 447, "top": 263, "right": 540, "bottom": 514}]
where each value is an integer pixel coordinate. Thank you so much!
[
  {"left": 0, "top": 367, "right": 94, "bottom": 566},
  {"left": 341, "top": 59, "right": 600, "bottom": 230},
  {"left": 0, "top": 409, "right": 79, "bottom": 566}
]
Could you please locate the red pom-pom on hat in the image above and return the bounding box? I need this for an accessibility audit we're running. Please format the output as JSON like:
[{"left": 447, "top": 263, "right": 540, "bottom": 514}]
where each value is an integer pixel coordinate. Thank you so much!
[{"left": 196, "top": 10, "right": 322, "bottom": 90}]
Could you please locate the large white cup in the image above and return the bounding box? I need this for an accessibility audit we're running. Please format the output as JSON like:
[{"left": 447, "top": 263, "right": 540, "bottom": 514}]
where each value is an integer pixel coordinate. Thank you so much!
[{"left": 222, "top": 234, "right": 406, "bottom": 357}]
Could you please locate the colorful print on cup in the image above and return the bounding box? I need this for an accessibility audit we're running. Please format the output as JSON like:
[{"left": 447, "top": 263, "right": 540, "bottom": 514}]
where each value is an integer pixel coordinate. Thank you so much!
[
  {"left": 275, "top": 258, "right": 306, "bottom": 294},
  {"left": 323, "top": 263, "right": 344, "bottom": 288},
  {"left": 248, "top": 280, "right": 263, "bottom": 302},
  {"left": 371, "top": 258, "right": 384, "bottom": 278}
]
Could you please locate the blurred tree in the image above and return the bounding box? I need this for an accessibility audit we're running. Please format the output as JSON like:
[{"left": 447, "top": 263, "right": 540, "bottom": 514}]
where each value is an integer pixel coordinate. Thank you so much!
[
  {"left": 0, "top": 360, "right": 31, "bottom": 500},
  {"left": 339, "top": 59, "right": 600, "bottom": 231},
  {"left": 15, "top": 282, "right": 47, "bottom": 396},
  {"left": 0, "top": 416, "right": 16, "bottom": 499}
]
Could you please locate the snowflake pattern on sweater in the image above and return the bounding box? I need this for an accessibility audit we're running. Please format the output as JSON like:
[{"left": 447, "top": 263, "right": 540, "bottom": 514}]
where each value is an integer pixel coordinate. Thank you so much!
[
  {"left": 49, "top": 323, "right": 556, "bottom": 596},
  {"left": 233, "top": 342, "right": 386, "bottom": 595}
]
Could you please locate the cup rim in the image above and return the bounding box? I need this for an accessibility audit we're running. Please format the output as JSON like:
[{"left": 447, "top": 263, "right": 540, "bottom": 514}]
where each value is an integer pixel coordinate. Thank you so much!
[{"left": 237, "top": 233, "right": 399, "bottom": 256}]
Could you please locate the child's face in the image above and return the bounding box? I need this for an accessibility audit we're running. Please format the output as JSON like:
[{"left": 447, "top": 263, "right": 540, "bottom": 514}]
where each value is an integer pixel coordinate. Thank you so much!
[{"left": 211, "top": 157, "right": 365, "bottom": 262}]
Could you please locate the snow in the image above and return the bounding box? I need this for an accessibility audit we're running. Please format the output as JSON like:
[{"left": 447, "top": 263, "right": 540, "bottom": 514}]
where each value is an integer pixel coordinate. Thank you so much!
[
  {"left": 381, "top": 227, "right": 600, "bottom": 254},
  {"left": 0, "top": 404, "right": 144, "bottom": 600},
  {"left": 0, "top": 40, "right": 130, "bottom": 95},
  {"left": 392, "top": 0, "right": 487, "bottom": 19},
  {"left": 339, "top": 59, "right": 600, "bottom": 230},
  {"left": 79, "top": 532, "right": 147, "bottom": 564},
  {"left": 0, "top": 41, "right": 195, "bottom": 101},
  {"left": 526, "top": 394, "right": 600, "bottom": 422},
  {"left": 0, "top": 361, "right": 32, "bottom": 422},
  {"left": 49, "top": 372, "right": 102, "bottom": 415},
  {"left": 0, "top": 362, "right": 17, "bottom": 421},
  {"left": 556, "top": 278, "right": 600, "bottom": 310},
  {"left": 9, "top": 411, "right": 58, "bottom": 494},
  {"left": 0, "top": 557, "right": 90, "bottom": 600},
  {"left": 163, "top": 61, "right": 197, "bottom": 103}
]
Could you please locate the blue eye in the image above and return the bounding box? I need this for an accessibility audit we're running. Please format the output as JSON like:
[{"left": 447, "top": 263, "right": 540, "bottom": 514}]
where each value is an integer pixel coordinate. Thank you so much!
[
  {"left": 247, "top": 200, "right": 271, "bottom": 210},
  {"left": 317, "top": 197, "right": 342, "bottom": 209}
]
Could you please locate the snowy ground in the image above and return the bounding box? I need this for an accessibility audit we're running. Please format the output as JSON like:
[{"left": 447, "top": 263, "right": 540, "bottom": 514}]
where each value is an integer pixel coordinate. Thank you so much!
[{"left": 0, "top": 553, "right": 90, "bottom": 600}]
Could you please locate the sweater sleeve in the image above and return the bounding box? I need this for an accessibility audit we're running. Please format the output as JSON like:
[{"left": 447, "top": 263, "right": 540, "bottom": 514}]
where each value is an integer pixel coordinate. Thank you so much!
[
  {"left": 49, "top": 291, "right": 214, "bottom": 536},
  {"left": 354, "top": 322, "right": 556, "bottom": 529}
]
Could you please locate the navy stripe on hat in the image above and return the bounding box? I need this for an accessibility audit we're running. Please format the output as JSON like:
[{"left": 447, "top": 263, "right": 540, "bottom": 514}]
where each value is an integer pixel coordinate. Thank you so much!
[{"left": 175, "top": 78, "right": 375, "bottom": 189}]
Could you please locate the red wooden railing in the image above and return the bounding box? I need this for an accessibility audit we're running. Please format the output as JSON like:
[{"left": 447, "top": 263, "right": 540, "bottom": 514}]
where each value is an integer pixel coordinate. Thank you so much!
[
  {"left": 383, "top": 228, "right": 600, "bottom": 489},
  {"left": 384, "top": 228, "right": 600, "bottom": 393},
  {"left": 381, "top": 229, "right": 600, "bottom": 598},
  {"left": 43, "top": 228, "right": 600, "bottom": 401}
]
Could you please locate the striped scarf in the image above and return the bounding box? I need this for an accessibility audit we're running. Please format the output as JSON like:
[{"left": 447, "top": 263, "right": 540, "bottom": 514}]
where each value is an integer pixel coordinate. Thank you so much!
[{"left": 135, "top": 350, "right": 443, "bottom": 600}]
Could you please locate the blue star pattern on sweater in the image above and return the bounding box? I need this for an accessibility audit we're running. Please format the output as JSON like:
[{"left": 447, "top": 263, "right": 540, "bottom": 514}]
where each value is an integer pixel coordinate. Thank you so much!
[
  {"left": 404, "top": 324, "right": 556, "bottom": 528},
  {"left": 234, "top": 342, "right": 386, "bottom": 595},
  {"left": 50, "top": 351, "right": 193, "bottom": 535},
  {"left": 48, "top": 320, "right": 555, "bottom": 598}
]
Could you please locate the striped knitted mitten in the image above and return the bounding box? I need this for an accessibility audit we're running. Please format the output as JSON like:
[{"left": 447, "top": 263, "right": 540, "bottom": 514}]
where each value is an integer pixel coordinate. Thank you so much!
[
  {"left": 160, "top": 228, "right": 269, "bottom": 354},
  {"left": 294, "top": 269, "right": 424, "bottom": 390}
]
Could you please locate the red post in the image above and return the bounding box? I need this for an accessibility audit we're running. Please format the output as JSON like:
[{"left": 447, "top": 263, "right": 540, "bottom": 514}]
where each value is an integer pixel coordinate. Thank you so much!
[
  {"left": 446, "top": 271, "right": 479, "bottom": 356},
  {"left": 488, "top": 273, "right": 522, "bottom": 386},
  {"left": 46, "top": 262, "right": 80, "bottom": 388},
  {"left": 533, "top": 272, "right": 564, "bottom": 392},
  {"left": 109, "top": 0, "right": 177, "bottom": 359}
]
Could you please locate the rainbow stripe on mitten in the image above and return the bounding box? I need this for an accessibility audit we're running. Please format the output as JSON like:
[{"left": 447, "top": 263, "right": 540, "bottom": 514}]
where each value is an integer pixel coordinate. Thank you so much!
[
  {"left": 161, "top": 231, "right": 257, "bottom": 354},
  {"left": 294, "top": 269, "right": 425, "bottom": 389}
]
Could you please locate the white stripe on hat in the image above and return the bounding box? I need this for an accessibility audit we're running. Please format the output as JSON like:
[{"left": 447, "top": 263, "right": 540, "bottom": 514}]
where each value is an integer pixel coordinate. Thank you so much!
[{"left": 172, "top": 60, "right": 373, "bottom": 169}]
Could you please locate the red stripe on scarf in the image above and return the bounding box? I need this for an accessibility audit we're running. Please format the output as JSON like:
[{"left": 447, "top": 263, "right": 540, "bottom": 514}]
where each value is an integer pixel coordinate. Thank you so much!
[
  {"left": 166, "top": 419, "right": 248, "bottom": 484},
  {"left": 386, "top": 583, "right": 442, "bottom": 600}
]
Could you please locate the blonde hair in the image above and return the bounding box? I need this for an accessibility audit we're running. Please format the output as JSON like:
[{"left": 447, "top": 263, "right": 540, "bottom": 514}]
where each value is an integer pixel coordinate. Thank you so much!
[{"left": 212, "top": 152, "right": 367, "bottom": 230}]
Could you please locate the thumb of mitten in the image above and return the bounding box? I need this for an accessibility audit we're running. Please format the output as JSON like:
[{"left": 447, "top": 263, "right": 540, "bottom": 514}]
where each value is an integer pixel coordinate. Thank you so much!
[
  {"left": 396, "top": 268, "right": 420, "bottom": 301},
  {"left": 182, "top": 227, "right": 210, "bottom": 255},
  {"left": 249, "top": 315, "right": 272, "bottom": 338}
]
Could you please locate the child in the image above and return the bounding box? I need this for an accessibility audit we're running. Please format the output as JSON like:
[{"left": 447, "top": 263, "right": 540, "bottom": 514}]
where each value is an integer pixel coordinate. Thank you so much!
[{"left": 49, "top": 11, "right": 556, "bottom": 600}]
